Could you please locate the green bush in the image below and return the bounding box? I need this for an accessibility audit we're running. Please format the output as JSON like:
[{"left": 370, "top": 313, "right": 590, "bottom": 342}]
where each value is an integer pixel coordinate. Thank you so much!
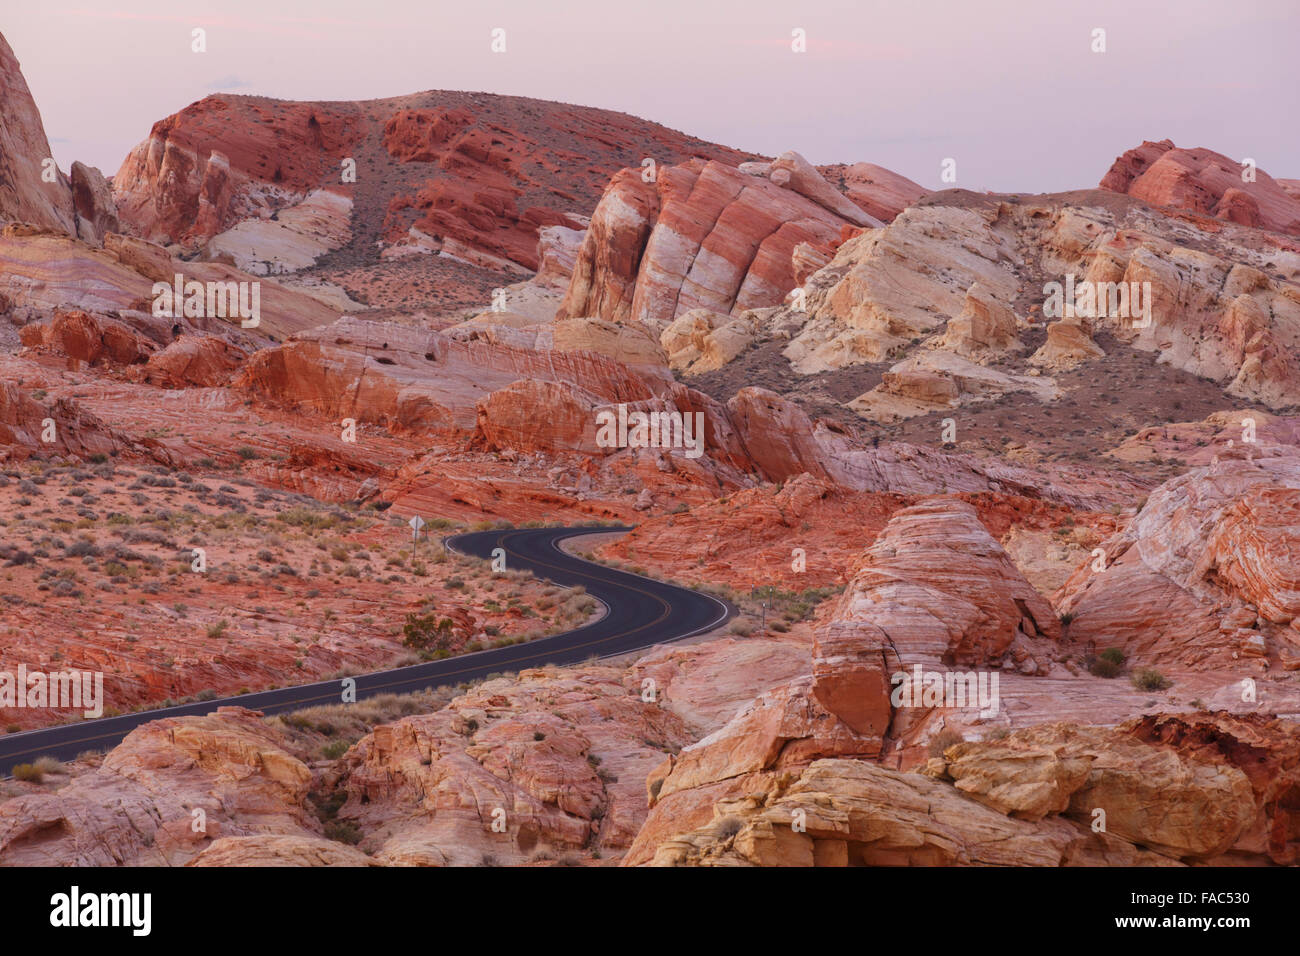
[
  {"left": 402, "top": 612, "right": 455, "bottom": 652},
  {"left": 321, "top": 740, "right": 350, "bottom": 760}
]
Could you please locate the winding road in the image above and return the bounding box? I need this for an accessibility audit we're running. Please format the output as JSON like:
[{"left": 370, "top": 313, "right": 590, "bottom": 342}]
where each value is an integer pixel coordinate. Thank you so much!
[{"left": 0, "top": 526, "right": 733, "bottom": 772}]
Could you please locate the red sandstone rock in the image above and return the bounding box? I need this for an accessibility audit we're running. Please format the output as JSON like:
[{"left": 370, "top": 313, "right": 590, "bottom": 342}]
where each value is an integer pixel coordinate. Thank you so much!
[
  {"left": 141, "top": 334, "right": 248, "bottom": 388},
  {"left": 0, "top": 32, "right": 76, "bottom": 234},
  {"left": 1056, "top": 453, "right": 1300, "bottom": 669},
  {"left": 69, "top": 162, "right": 120, "bottom": 244},
  {"left": 114, "top": 97, "right": 365, "bottom": 244},
  {"left": 558, "top": 156, "right": 878, "bottom": 327},
  {"left": 19, "top": 308, "right": 153, "bottom": 366},
  {"left": 0, "top": 708, "right": 317, "bottom": 866},
  {"left": 1101, "top": 140, "right": 1300, "bottom": 237}
]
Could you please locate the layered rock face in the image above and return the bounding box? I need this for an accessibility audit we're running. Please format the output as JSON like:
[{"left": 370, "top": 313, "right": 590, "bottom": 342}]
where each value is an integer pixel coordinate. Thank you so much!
[
  {"left": 112, "top": 89, "right": 753, "bottom": 277},
  {"left": 636, "top": 711, "right": 1299, "bottom": 866},
  {"left": 237, "top": 315, "right": 660, "bottom": 436},
  {"left": 1101, "top": 140, "right": 1300, "bottom": 237},
  {"left": 627, "top": 497, "right": 1066, "bottom": 863},
  {"left": 834, "top": 499, "right": 1061, "bottom": 673},
  {"left": 336, "top": 667, "right": 696, "bottom": 865},
  {"left": 0, "top": 708, "right": 318, "bottom": 866},
  {"left": 557, "top": 151, "right": 905, "bottom": 328},
  {"left": 113, "top": 98, "right": 366, "bottom": 245},
  {"left": 1057, "top": 451, "right": 1300, "bottom": 669},
  {"left": 839, "top": 162, "right": 928, "bottom": 222},
  {"left": 0, "top": 377, "right": 128, "bottom": 462},
  {"left": 0, "top": 32, "right": 76, "bottom": 235},
  {"left": 0, "top": 228, "right": 342, "bottom": 342},
  {"left": 19, "top": 308, "right": 154, "bottom": 367},
  {"left": 782, "top": 192, "right": 1300, "bottom": 413}
]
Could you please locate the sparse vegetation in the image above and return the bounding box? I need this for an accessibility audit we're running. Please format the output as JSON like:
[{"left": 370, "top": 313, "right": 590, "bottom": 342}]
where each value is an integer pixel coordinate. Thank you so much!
[{"left": 1131, "top": 668, "right": 1172, "bottom": 691}]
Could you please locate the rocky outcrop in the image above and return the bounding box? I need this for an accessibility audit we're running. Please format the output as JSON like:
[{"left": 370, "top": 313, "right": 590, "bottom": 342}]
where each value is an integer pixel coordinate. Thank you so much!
[
  {"left": 660, "top": 308, "right": 755, "bottom": 374},
  {"left": 557, "top": 154, "right": 887, "bottom": 328},
  {"left": 0, "top": 708, "right": 317, "bottom": 866},
  {"left": 20, "top": 308, "right": 154, "bottom": 366},
  {"left": 636, "top": 711, "right": 1299, "bottom": 866},
  {"left": 0, "top": 229, "right": 340, "bottom": 341},
  {"left": 336, "top": 667, "right": 697, "bottom": 865},
  {"left": 834, "top": 499, "right": 1061, "bottom": 673},
  {"left": 113, "top": 97, "right": 365, "bottom": 245},
  {"left": 239, "top": 315, "right": 659, "bottom": 433},
  {"left": 115, "top": 89, "right": 753, "bottom": 273},
  {"left": 0, "top": 379, "right": 129, "bottom": 461},
  {"left": 850, "top": 349, "right": 1059, "bottom": 422},
  {"left": 741, "top": 151, "right": 882, "bottom": 228},
  {"left": 69, "top": 162, "right": 120, "bottom": 244},
  {"left": 784, "top": 203, "right": 1021, "bottom": 374},
  {"left": 626, "top": 497, "right": 1063, "bottom": 864},
  {"left": 1030, "top": 320, "right": 1106, "bottom": 369},
  {"left": 141, "top": 334, "right": 248, "bottom": 388},
  {"left": 204, "top": 187, "right": 352, "bottom": 274},
  {"left": 1101, "top": 140, "right": 1300, "bottom": 237},
  {"left": 935, "top": 282, "right": 1021, "bottom": 359},
  {"left": 840, "top": 162, "right": 928, "bottom": 222},
  {"left": 1056, "top": 452, "right": 1300, "bottom": 669},
  {"left": 0, "top": 32, "right": 76, "bottom": 234},
  {"left": 634, "top": 756, "right": 1172, "bottom": 866},
  {"left": 782, "top": 188, "right": 1300, "bottom": 411}
]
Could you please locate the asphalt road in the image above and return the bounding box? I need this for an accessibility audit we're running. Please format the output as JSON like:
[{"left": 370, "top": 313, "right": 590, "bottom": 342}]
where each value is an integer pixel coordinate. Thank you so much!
[{"left": 0, "top": 526, "right": 732, "bottom": 772}]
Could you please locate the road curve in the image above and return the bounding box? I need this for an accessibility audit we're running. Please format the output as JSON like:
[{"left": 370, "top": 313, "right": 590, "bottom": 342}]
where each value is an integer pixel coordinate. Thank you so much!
[{"left": 0, "top": 526, "right": 733, "bottom": 771}]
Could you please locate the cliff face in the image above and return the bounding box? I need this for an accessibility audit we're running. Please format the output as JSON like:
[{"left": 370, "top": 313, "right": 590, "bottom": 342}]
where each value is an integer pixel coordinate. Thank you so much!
[
  {"left": 0, "top": 31, "right": 76, "bottom": 234},
  {"left": 1101, "top": 139, "right": 1300, "bottom": 237},
  {"left": 110, "top": 89, "right": 757, "bottom": 273}
]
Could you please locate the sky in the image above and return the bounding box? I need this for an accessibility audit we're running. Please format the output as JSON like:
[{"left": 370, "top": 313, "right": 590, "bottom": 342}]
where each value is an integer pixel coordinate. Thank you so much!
[{"left": 6, "top": 0, "right": 1298, "bottom": 193}]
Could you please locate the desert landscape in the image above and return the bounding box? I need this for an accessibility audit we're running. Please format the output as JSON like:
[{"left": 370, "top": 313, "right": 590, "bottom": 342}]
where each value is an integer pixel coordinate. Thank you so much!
[{"left": 0, "top": 3, "right": 1298, "bottom": 894}]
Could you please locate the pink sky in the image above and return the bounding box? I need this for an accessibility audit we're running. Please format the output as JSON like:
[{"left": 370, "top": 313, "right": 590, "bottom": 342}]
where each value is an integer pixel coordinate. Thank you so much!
[{"left": 6, "top": 0, "right": 1298, "bottom": 192}]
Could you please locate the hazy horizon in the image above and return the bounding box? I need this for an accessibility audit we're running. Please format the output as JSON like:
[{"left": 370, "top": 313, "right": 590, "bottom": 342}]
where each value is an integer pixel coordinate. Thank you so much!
[{"left": 6, "top": 0, "right": 1298, "bottom": 192}]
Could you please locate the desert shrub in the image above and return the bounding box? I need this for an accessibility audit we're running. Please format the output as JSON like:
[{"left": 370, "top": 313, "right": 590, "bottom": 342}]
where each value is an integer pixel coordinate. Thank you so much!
[
  {"left": 1087, "top": 651, "right": 1123, "bottom": 678},
  {"left": 323, "top": 820, "right": 362, "bottom": 845},
  {"left": 321, "top": 740, "right": 350, "bottom": 760},
  {"left": 928, "top": 728, "right": 965, "bottom": 757},
  {"left": 716, "top": 815, "right": 745, "bottom": 839},
  {"left": 11, "top": 763, "right": 43, "bottom": 783},
  {"left": 33, "top": 756, "right": 61, "bottom": 775},
  {"left": 401, "top": 612, "right": 455, "bottom": 652},
  {"left": 1132, "top": 668, "right": 1172, "bottom": 691}
]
